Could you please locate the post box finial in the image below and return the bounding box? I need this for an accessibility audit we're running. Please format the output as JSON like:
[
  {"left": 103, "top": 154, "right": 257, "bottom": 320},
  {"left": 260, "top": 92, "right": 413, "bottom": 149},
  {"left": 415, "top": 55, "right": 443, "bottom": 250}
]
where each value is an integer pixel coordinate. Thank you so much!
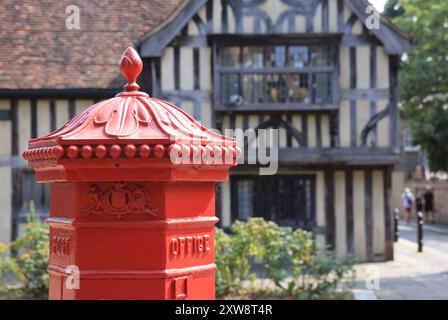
[{"left": 120, "top": 47, "right": 143, "bottom": 92}]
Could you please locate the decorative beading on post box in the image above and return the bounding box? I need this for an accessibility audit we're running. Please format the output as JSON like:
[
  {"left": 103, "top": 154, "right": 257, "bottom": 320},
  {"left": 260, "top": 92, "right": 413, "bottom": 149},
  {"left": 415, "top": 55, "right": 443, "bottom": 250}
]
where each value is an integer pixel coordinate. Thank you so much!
[{"left": 23, "top": 47, "right": 237, "bottom": 300}]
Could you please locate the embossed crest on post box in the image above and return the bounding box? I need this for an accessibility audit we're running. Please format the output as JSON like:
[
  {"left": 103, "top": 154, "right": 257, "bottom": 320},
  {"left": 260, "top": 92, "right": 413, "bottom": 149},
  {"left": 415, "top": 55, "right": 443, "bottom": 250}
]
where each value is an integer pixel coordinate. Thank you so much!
[{"left": 82, "top": 182, "right": 157, "bottom": 219}]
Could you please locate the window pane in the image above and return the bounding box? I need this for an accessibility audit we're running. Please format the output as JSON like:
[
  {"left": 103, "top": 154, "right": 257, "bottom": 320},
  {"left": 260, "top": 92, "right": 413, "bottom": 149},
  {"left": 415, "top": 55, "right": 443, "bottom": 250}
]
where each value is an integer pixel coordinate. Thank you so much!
[
  {"left": 288, "top": 46, "right": 309, "bottom": 68},
  {"left": 220, "top": 74, "right": 240, "bottom": 104},
  {"left": 218, "top": 45, "right": 334, "bottom": 106},
  {"left": 19, "top": 170, "right": 50, "bottom": 218},
  {"left": 219, "top": 47, "right": 240, "bottom": 67},
  {"left": 312, "top": 73, "right": 332, "bottom": 103},
  {"left": 265, "top": 74, "right": 288, "bottom": 103},
  {"left": 265, "top": 46, "right": 286, "bottom": 67},
  {"left": 242, "top": 46, "right": 263, "bottom": 68},
  {"left": 238, "top": 180, "right": 254, "bottom": 220},
  {"left": 241, "top": 175, "right": 315, "bottom": 228},
  {"left": 288, "top": 74, "right": 310, "bottom": 103},
  {"left": 310, "top": 46, "right": 331, "bottom": 66},
  {"left": 243, "top": 74, "right": 264, "bottom": 103}
]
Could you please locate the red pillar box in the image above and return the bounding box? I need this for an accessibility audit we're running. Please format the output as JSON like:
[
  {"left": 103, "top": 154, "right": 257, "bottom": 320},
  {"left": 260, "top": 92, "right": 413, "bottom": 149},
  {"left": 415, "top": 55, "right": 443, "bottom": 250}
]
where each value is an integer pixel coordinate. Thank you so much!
[{"left": 23, "top": 48, "right": 238, "bottom": 300}]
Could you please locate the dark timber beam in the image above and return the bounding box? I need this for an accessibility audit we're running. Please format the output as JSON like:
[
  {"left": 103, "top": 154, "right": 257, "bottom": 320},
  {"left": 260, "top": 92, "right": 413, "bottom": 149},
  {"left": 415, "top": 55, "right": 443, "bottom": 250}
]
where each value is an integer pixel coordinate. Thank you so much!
[
  {"left": 0, "top": 89, "right": 117, "bottom": 99},
  {"left": 171, "top": 35, "right": 207, "bottom": 48},
  {"left": 344, "top": 13, "right": 358, "bottom": 34},
  {"left": 345, "top": 169, "right": 354, "bottom": 255},
  {"left": 206, "top": 0, "right": 213, "bottom": 33},
  {"left": 349, "top": 47, "right": 357, "bottom": 147},
  {"left": 337, "top": 0, "right": 344, "bottom": 32},
  {"left": 389, "top": 55, "right": 399, "bottom": 151},
  {"left": 369, "top": 44, "right": 378, "bottom": 146},
  {"left": 162, "top": 90, "right": 210, "bottom": 101},
  {"left": 365, "top": 169, "right": 373, "bottom": 261},
  {"left": 141, "top": 0, "right": 207, "bottom": 57},
  {"left": 213, "top": 104, "right": 338, "bottom": 112},
  {"left": 360, "top": 106, "right": 389, "bottom": 146},
  {"left": 50, "top": 99, "right": 56, "bottom": 132},
  {"left": 231, "top": 163, "right": 398, "bottom": 174},
  {"left": 174, "top": 46, "right": 180, "bottom": 90},
  {"left": 341, "top": 89, "right": 389, "bottom": 101},
  {"left": 30, "top": 99, "right": 37, "bottom": 139},
  {"left": 252, "top": 115, "right": 306, "bottom": 147},
  {"left": 68, "top": 100, "right": 76, "bottom": 118},
  {"left": 325, "top": 169, "right": 335, "bottom": 250},
  {"left": 10, "top": 99, "right": 19, "bottom": 243},
  {"left": 341, "top": 34, "right": 372, "bottom": 47},
  {"left": 221, "top": 0, "right": 228, "bottom": 33},
  {"left": 322, "top": 0, "right": 329, "bottom": 33},
  {"left": 384, "top": 166, "right": 394, "bottom": 260},
  {"left": 277, "top": 148, "right": 400, "bottom": 166}
]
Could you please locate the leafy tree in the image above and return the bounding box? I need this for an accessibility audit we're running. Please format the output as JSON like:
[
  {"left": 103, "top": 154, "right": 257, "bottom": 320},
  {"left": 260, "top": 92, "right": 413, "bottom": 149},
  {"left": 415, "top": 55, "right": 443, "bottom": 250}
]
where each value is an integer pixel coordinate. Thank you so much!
[
  {"left": 384, "top": 0, "right": 404, "bottom": 19},
  {"left": 385, "top": 0, "right": 448, "bottom": 172}
]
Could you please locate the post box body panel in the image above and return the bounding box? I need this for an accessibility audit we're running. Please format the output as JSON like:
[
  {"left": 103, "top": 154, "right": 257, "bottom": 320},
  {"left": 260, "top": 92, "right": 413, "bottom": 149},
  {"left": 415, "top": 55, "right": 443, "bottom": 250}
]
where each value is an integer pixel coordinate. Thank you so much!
[
  {"left": 49, "top": 181, "right": 216, "bottom": 220},
  {"left": 49, "top": 273, "right": 215, "bottom": 300},
  {"left": 47, "top": 181, "right": 217, "bottom": 299},
  {"left": 24, "top": 48, "right": 236, "bottom": 300}
]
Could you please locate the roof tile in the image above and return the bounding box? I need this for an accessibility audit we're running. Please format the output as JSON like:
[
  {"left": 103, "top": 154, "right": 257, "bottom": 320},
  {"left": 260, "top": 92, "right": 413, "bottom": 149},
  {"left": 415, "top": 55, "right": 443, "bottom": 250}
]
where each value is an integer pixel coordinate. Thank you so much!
[{"left": 0, "top": 0, "right": 185, "bottom": 90}]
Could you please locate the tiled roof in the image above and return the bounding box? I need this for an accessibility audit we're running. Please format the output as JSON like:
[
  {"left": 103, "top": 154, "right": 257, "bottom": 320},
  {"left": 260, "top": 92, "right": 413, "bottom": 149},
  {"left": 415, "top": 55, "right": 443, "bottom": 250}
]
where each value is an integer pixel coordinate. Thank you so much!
[{"left": 0, "top": 0, "right": 185, "bottom": 90}]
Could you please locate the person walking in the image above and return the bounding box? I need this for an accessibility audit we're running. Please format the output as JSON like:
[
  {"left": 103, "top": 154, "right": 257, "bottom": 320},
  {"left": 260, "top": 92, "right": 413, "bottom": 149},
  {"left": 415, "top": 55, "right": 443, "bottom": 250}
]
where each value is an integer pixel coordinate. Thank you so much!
[
  {"left": 423, "top": 185, "right": 435, "bottom": 224},
  {"left": 401, "top": 188, "right": 415, "bottom": 224}
]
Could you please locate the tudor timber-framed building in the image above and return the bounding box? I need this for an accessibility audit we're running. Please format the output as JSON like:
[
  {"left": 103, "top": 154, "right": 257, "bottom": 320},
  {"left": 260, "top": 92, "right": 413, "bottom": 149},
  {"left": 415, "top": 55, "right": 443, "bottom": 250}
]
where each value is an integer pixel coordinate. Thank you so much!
[{"left": 0, "top": 0, "right": 410, "bottom": 262}]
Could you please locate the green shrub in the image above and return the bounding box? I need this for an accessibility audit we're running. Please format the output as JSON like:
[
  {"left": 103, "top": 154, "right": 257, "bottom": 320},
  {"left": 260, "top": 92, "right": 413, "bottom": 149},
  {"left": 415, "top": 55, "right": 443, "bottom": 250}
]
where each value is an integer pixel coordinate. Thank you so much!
[
  {"left": 0, "top": 202, "right": 49, "bottom": 299},
  {"left": 0, "top": 212, "right": 354, "bottom": 300},
  {"left": 215, "top": 218, "right": 355, "bottom": 299}
]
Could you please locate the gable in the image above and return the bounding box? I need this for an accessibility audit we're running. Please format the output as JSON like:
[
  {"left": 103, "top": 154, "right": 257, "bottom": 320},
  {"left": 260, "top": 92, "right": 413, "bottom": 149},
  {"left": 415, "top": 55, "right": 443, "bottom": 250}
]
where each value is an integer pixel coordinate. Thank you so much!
[
  {"left": 345, "top": 0, "right": 410, "bottom": 54},
  {"left": 141, "top": 0, "right": 411, "bottom": 57}
]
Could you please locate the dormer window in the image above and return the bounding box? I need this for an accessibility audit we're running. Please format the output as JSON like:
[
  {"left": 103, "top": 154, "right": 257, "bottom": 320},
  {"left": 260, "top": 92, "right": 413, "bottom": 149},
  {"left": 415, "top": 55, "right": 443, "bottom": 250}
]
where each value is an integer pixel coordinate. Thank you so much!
[{"left": 214, "top": 37, "right": 338, "bottom": 110}]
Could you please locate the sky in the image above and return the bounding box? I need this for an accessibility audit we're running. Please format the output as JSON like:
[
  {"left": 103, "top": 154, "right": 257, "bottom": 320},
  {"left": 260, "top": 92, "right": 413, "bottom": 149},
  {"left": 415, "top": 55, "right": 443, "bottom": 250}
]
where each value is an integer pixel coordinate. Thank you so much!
[{"left": 369, "top": 0, "right": 387, "bottom": 12}]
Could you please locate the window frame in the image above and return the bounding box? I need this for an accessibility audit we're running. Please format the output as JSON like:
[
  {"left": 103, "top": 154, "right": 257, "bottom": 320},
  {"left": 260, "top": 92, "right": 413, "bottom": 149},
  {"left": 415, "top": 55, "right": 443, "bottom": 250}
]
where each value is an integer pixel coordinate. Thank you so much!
[
  {"left": 230, "top": 174, "right": 317, "bottom": 229},
  {"left": 212, "top": 35, "right": 341, "bottom": 112}
]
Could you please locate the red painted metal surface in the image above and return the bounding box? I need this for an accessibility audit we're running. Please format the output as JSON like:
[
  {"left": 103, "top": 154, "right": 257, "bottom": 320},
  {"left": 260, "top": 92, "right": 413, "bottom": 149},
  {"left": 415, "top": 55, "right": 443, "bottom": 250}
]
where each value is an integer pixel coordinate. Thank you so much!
[{"left": 23, "top": 47, "right": 237, "bottom": 300}]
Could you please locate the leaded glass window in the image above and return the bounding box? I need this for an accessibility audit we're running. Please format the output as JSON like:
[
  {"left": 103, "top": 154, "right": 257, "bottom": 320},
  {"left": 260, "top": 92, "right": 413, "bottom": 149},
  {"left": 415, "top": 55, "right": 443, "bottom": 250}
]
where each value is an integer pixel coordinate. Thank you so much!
[
  {"left": 216, "top": 42, "right": 336, "bottom": 108},
  {"left": 231, "top": 175, "right": 316, "bottom": 228}
]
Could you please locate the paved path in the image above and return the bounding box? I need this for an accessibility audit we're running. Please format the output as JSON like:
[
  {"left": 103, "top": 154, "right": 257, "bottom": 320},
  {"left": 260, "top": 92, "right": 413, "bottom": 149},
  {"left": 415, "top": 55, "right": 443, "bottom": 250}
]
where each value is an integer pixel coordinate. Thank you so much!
[{"left": 353, "top": 221, "right": 448, "bottom": 300}]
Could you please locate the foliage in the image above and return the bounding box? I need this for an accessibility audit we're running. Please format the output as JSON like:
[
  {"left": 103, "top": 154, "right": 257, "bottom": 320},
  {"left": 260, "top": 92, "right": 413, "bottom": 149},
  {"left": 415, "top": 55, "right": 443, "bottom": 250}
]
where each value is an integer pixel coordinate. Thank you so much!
[
  {"left": 384, "top": 0, "right": 405, "bottom": 19},
  {"left": 215, "top": 218, "right": 355, "bottom": 299},
  {"left": 385, "top": 0, "right": 448, "bottom": 172},
  {"left": 0, "top": 202, "right": 49, "bottom": 299},
  {"left": 0, "top": 210, "right": 354, "bottom": 300}
]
